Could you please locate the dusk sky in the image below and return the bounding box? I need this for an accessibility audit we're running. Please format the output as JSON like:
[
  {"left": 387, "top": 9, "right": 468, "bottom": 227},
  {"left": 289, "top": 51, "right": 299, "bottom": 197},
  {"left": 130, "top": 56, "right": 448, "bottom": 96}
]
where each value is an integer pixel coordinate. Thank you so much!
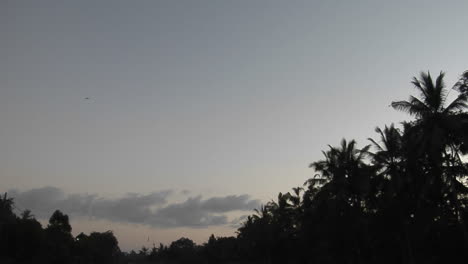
[{"left": 1, "top": 0, "right": 467, "bottom": 251}]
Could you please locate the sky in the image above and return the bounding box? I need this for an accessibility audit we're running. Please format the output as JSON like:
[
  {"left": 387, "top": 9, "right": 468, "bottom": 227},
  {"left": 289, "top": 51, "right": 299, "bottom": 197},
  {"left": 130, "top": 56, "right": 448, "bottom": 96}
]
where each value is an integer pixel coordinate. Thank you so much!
[{"left": 1, "top": 0, "right": 468, "bottom": 251}]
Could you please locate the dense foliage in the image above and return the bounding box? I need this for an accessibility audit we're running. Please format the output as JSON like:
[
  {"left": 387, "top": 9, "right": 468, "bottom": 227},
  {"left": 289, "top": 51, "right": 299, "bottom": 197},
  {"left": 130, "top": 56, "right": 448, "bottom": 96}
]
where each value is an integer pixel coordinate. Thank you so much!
[
  {"left": 1, "top": 71, "right": 467, "bottom": 263},
  {"left": 0, "top": 197, "right": 120, "bottom": 264}
]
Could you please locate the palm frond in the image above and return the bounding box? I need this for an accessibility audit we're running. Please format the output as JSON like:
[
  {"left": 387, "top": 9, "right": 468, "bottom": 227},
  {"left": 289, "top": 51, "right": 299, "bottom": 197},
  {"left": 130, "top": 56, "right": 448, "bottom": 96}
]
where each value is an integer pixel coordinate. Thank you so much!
[
  {"left": 435, "top": 71, "right": 447, "bottom": 108},
  {"left": 435, "top": 71, "right": 445, "bottom": 92},
  {"left": 368, "top": 137, "right": 384, "bottom": 152},
  {"left": 357, "top": 144, "right": 371, "bottom": 160},
  {"left": 391, "top": 99, "right": 429, "bottom": 117},
  {"left": 391, "top": 100, "right": 412, "bottom": 112},
  {"left": 453, "top": 70, "right": 468, "bottom": 93},
  {"left": 412, "top": 76, "right": 429, "bottom": 100},
  {"left": 409, "top": 96, "right": 432, "bottom": 116},
  {"left": 422, "top": 71, "right": 435, "bottom": 94},
  {"left": 443, "top": 93, "right": 468, "bottom": 114}
]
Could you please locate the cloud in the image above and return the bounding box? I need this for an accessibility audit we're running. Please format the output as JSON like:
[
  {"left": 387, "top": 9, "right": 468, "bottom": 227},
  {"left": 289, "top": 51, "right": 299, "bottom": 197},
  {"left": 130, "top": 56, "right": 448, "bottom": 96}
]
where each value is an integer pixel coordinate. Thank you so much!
[
  {"left": 90, "top": 191, "right": 171, "bottom": 224},
  {"left": 5, "top": 187, "right": 259, "bottom": 228},
  {"left": 150, "top": 195, "right": 259, "bottom": 228},
  {"left": 8, "top": 187, "right": 68, "bottom": 218},
  {"left": 201, "top": 195, "right": 259, "bottom": 212}
]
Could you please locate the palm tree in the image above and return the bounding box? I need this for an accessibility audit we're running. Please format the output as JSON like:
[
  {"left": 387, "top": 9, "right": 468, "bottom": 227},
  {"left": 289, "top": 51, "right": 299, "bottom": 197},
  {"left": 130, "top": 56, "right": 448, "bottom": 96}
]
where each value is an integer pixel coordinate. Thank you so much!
[
  {"left": 308, "top": 139, "right": 373, "bottom": 263},
  {"left": 391, "top": 72, "right": 467, "bottom": 161},
  {"left": 368, "top": 125, "right": 403, "bottom": 171},
  {"left": 392, "top": 72, "right": 467, "bottom": 119},
  {"left": 368, "top": 124, "right": 405, "bottom": 198},
  {"left": 391, "top": 71, "right": 468, "bottom": 258},
  {"left": 310, "top": 139, "right": 372, "bottom": 206},
  {"left": 391, "top": 71, "right": 468, "bottom": 198}
]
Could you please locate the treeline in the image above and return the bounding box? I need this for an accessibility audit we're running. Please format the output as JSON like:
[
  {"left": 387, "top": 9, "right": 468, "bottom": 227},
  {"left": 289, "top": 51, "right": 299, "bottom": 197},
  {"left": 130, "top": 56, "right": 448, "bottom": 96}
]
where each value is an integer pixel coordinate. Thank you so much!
[
  {"left": 1, "top": 70, "right": 468, "bottom": 264},
  {"left": 0, "top": 200, "right": 120, "bottom": 264}
]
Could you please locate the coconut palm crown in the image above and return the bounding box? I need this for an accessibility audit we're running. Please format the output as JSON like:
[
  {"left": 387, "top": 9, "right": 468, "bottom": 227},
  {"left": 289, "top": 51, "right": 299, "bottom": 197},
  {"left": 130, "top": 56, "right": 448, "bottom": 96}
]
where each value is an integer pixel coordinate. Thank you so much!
[{"left": 391, "top": 71, "right": 467, "bottom": 119}]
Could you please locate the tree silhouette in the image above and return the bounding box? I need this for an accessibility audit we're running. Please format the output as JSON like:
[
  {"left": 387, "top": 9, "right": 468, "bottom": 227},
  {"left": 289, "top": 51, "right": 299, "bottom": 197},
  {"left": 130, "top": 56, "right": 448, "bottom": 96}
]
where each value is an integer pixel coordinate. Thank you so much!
[
  {"left": 45, "top": 210, "right": 74, "bottom": 264},
  {"left": 390, "top": 71, "right": 468, "bottom": 263}
]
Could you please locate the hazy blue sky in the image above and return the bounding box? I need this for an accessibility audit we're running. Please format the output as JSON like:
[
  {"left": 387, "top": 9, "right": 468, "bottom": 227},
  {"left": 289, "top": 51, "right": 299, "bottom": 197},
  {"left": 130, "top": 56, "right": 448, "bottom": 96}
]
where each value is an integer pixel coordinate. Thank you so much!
[{"left": 1, "top": 0, "right": 467, "bottom": 250}]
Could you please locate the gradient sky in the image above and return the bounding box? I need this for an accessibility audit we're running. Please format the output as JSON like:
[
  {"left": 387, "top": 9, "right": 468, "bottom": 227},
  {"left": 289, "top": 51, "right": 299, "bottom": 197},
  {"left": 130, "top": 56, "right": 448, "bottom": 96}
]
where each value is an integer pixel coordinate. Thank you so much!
[{"left": 1, "top": 0, "right": 468, "bottom": 250}]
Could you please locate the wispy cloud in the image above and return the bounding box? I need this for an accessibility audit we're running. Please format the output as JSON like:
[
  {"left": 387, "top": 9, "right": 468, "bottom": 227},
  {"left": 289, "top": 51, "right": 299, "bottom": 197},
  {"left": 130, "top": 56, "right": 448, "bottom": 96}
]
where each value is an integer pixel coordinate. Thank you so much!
[{"left": 6, "top": 187, "right": 259, "bottom": 228}]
